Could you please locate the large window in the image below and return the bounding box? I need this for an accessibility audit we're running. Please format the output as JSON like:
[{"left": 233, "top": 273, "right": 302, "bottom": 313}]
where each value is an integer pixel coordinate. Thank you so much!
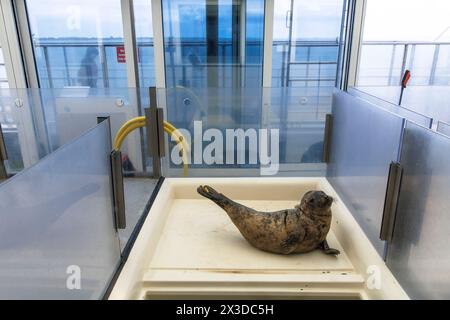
[
  {"left": 20, "top": 0, "right": 350, "bottom": 90},
  {"left": 271, "top": 0, "right": 345, "bottom": 88},
  {"left": 161, "top": 0, "right": 265, "bottom": 88},
  {"left": 26, "top": 0, "right": 127, "bottom": 88},
  {"left": 357, "top": 0, "right": 450, "bottom": 86}
]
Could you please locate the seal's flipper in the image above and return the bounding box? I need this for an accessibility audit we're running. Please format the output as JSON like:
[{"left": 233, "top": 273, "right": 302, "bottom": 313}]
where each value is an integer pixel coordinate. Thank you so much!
[
  {"left": 280, "top": 233, "right": 302, "bottom": 255},
  {"left": 197, "top": 185, "right": 235, "bottom": 210},
  {"left": 320, "top": 240, "right": 340, "bottom": 256},
  {"left": 197, "top": 185, "right": 224, "bottom": 202}
]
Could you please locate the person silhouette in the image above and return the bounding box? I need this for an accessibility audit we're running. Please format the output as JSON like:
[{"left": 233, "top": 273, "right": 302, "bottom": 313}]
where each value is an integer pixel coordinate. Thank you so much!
[{"left": 78, "top": 47, "right": 99, "bottom": 88}]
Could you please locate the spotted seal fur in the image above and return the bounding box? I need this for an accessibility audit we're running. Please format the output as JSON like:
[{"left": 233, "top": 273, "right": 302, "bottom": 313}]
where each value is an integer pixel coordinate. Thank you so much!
[{"left": 197, "top": 185, "right": 340, "bottom": 256}]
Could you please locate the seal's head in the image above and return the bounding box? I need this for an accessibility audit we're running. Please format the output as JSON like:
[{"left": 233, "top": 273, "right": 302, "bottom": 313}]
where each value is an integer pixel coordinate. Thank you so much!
[{"left": 298, "top": 190, "right": 333, "bottom": 214}]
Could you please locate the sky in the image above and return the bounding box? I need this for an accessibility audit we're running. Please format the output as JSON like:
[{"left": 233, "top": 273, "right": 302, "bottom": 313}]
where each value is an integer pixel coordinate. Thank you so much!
[
  {"left": 25, "top": 0, "right": 450, "bottom": 42},
  {"left": 363, "top": 0, "right": 450, "bottom": 42}
]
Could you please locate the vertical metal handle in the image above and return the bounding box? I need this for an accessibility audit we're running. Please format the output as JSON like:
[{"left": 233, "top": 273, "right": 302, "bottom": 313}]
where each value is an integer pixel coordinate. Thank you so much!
[
  {"left": 0, "top": 125, "right": 7, "bottom": 180},
  {"left": 110, "top": 150, "right": 126, "bottom": 230},
  {"left": 380, "top": 162, "right": 403, "bottom": 242},
  {"left": 146, "top": 87, "right": 165, "bottom": 179},
  {"left": 157, "top": 108, "right": 165, "bottom": 157},
  {"left": 0, "top": 125, "right": 8, "bottom": 161},
  {"left": 322, "top": 114, "right": 333, "bottom": 163}
]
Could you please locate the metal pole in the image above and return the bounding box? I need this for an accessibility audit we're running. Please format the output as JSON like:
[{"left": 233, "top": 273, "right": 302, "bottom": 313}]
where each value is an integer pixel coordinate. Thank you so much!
[
  {"left": 388, "top": 45, "right": 396, "bottom": 85},
  {"left": 285, "top": 0, "right": 295, "bottom": 87},
  {"left": 429, "top": 44, "right": 440, "bottom": 85},
  {"left": 62, "top": 46, "right": 71, "bottom": 85},
  {"left": 43, "top": 46, "right": 54, "bottom": 88},
  {"left": 99, "top": 45, "right": 109, "bottom": 88},
  {"left": 399, "top": 44, "right": 409, "bottom": 85}
]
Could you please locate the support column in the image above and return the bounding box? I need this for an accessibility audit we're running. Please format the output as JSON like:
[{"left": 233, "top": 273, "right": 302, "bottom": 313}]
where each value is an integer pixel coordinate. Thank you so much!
[
  {"left": 121, "top": 0, "right": 140, "bottom": 88},
  {"left": 206, "top": 1, "right": 219, "bottom": 87},
  {"left": 345, "top": 0, "right": 367, "bottom": 89},
  {"left": 151, "top": 0, "right": 166, "bottom": 88}
]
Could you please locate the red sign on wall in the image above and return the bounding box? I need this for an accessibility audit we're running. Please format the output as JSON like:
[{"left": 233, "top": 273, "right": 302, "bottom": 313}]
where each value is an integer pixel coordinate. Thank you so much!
[{"left": 116, "top": 46, "right": 126, "bottom": 63}]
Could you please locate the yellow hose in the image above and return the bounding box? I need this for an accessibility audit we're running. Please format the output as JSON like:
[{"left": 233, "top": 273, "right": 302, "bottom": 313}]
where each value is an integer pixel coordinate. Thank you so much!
[
  {"left": 114, "top": 116, "right": 146, "bottom": 146},
  {"left": 113, "top": 117, "right": 189, "bottom": 176}
]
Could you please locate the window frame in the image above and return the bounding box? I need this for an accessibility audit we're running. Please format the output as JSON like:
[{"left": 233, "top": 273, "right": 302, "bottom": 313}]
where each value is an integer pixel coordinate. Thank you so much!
[{"left": 1, "top": 0, "right": 361, "bottom": 90}]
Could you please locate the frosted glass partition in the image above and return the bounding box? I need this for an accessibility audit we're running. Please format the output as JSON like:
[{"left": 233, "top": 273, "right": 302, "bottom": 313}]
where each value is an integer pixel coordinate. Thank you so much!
[
  {"left": 158, "top": 87, "right": 329, "bottom": 177},
  {"left": 355, "top": 86, "right": 450, "bottom": 124},
  {"left": 35, "top": 88, "right": 145, "bottom": 174},
  {"left": 395, "top": 86, "right": 450, "bottom": 124},
  {"left": 0, "top": 89, "right": 41, "bottom": 174},
  {"left": 353, "top": 86, "right": 401, "bottom": 106},
  {"left": 436, "top": 121, "right": 450, "bottom": 137},
  {"left": 348, "top": 87, "right": 432, "bottom": 128},
  {"left": 327, "top": 90, "right": 405, "bottom": 257},
  {"left": 0, "top": 88, "right": 146, "bottom": 175},
  {"left": 387, "top": 122, "right": 450, "bottom": 299},
  {"left": 0, "top": 120, "right": 121, "bottom": 299}
]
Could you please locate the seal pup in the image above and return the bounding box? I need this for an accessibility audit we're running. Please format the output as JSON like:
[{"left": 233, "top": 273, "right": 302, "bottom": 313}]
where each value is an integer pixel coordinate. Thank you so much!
[{"left": 197, "top": 185, "right": 340, "bottom": 256}]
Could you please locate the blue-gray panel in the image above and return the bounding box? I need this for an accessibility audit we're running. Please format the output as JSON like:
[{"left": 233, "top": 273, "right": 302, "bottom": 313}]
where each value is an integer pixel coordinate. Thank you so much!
[
  {"left": 327, "top": 90, "right": 405, "bottom": 257},
  {"left": 387, "top": 121, "right": 450, "bottom": 299},
  {"left": 0, "top": 121, "right": 120, "bottom": 299}
]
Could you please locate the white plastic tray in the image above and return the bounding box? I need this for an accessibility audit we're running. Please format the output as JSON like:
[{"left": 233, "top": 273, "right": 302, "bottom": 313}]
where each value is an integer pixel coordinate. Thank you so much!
[{"left": 110, "top": 178, "right": 408, "bottom": 300}]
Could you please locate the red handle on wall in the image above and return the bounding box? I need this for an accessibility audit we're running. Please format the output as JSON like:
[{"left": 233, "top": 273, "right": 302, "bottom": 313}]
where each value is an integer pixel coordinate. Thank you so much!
[{"left": 402, "top": 70, "right": 411, "bottom": 88}]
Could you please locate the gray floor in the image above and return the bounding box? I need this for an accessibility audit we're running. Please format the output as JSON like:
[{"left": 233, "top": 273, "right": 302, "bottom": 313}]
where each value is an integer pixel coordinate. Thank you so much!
[{"left": 119, "top": 177, "right": 159, "bottom": 251}]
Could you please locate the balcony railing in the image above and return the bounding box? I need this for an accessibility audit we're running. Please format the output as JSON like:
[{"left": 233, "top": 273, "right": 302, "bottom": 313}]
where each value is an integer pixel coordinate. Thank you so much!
[
  {"left": 29, "top": 38, "right": 450, "bottom": 89},
  {"left": 358, "top": 41, "right": 450, "bottom": 86},
  {"left": 32, "top": 38, "right": 341, "bottom": 89}
]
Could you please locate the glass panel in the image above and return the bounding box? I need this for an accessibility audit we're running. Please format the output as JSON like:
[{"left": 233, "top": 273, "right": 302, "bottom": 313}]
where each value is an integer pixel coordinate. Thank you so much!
[
  {"left": 162, "top": 0, "right": 265, "bottom": 88},
  {"left": 357, "top": 0, "right": 450, "bottom": 86},
  {"left": 350, "top": 86, "right": 401, "bottom": 105},
  {"left": 387, "top": 121, "right": 450, "bottom": 299},
  {"left": 26, "top": 0, "right": 125, "bottom": 88},
  {"left": 357, "top": 44, "right": 405, "bottom": 86},
  {"left": 0, "top": 89, "right": 42, "bottom": 174},
  {"left": 406, "top": 45, "right": 435, "bottom": 85},
  {"left": 1, "top": 88, "right": 146, "bottom": 174},
  {"left": 327, "top": 90, "right": 405, "bottom": 257},
  {"left": 353, "top": 86, "right": 450, "bottom": 124},
  {"left": 0, "top": 120, "right": 121, "bottom": 299},
  {"left": 397, "top": 86, "right": 450, "bottom": 124},
  {"left": 348, "top": 87, "right": 433, "bottom": 128},
  {"left": 1, "top": 88, "right": 157, "bottom": 253},
  {"left": 159, "top": 87, "right": 327, "bottom": 177},
  {"left": 35, "top": 88, "right": 144, "bottom": 172},
  {"left": 437, "top": 121, "right": 450, "bottom": 137},
  {"left": 434, "top": 44, "right": 450, "bottom": 85},
  {"left": 133, "top": 0, "right": 156, "bottom": 88},
  {"left": 1, "top": 90, "right": 23, "bottom": 172},
  {"left": 271, "top": 0, "right": 344, "bottom": 88}
]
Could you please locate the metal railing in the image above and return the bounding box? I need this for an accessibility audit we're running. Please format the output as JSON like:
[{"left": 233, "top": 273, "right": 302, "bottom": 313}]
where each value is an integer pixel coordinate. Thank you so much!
[
  {"left": 32, "top": 38, "right": 341, "bottom": 89},
  {"left": 30, "top": 38, "right": 450, "bottom": 89},
  {"left": 358, "top": 41, "right": 450, "bottom": 86}
]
